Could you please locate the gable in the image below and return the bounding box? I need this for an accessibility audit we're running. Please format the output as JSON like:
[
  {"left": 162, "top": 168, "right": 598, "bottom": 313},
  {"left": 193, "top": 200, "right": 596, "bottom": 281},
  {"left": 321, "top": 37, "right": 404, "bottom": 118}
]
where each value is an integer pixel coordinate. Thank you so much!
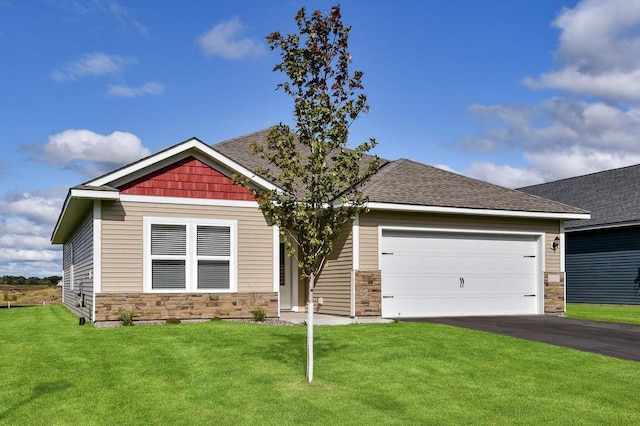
[{"left": 118, "top": 156, "right": 255, "bottom": 201}]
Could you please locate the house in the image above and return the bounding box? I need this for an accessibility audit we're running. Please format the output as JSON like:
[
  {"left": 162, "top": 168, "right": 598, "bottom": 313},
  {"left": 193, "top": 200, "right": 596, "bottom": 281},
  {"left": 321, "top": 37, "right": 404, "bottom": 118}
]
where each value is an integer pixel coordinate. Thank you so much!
[
  {"left": 520, "top": 165, "right": 640, "bottom": 305},
  {"left": 51, "top": 128, "right": 589, "bottom": 324}
]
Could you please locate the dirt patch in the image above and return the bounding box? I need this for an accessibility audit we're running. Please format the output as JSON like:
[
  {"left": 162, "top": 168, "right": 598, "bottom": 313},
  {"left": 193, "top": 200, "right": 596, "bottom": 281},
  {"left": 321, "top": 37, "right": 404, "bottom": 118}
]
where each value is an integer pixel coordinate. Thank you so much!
[{"left": 0, "top": 284, "right": 62, "bottom": 307}]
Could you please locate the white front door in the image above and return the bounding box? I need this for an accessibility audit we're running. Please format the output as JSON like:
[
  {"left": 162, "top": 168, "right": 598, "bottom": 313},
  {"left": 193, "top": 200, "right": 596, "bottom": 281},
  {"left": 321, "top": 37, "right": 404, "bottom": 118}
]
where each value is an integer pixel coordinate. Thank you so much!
[{"left": 380, "top": 230, "right": 540, "bottom": 318}]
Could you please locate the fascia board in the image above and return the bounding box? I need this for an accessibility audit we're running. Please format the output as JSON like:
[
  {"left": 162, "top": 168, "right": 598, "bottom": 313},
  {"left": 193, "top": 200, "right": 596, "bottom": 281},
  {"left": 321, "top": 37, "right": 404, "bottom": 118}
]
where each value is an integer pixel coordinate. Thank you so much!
[
  {"left": 366, "top": 202, "right": 591, "bottom": 221},
  {"left": 86, "top": 138, "right": 279, "bottom": 192}
]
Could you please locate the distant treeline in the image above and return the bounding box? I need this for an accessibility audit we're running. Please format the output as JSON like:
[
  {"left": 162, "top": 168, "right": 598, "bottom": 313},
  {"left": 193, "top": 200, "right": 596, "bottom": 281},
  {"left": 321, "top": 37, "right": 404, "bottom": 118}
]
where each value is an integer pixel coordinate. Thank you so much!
[{"left": 1, "top": 276, "right": 62, "bottom": 286}]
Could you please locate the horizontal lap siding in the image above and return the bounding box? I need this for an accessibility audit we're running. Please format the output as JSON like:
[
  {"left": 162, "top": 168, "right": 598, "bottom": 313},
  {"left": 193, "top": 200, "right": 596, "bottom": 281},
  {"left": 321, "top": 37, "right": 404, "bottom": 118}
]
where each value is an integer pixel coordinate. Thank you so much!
[
  {"left": 315, "top": 223, "right": 353, "bottom": 316},
  {"left": 63, "top": 212, "right": 94, "bottom": 318},
  {"left": 359, "top": 211, "right": 561, "bottom": 272},
  {"left": 566, "top": 227, "right": 640, "bottom": 304},
  {"left": 101, "top": 200, "right": 273, "bottom": 293}
]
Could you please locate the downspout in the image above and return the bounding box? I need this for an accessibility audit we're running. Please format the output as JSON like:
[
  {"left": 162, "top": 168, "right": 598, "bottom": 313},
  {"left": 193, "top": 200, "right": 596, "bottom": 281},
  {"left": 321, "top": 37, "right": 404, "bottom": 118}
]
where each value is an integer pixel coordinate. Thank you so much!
[
  {"left": 351, "top": 213, "right": 359, "bottom": 318},
  {"left": 560, "top": 221, "right": 566, "bottom": 314},
  {"left": 273, "top": 225, "right": 280, "bottom": 316},
  {"left": 92, "top": 200, "right": 101, "bottom": 323}
]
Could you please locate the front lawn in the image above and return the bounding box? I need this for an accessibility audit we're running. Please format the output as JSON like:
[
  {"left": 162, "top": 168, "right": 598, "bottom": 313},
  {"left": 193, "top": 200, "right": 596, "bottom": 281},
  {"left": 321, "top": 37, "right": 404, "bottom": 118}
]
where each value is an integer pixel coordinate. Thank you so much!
[
  {"left": 566, "top": 303, "right": 640, "bottom": 325},
  {"left": 1, "top": 306, "right": 638, "bottom": 425}
]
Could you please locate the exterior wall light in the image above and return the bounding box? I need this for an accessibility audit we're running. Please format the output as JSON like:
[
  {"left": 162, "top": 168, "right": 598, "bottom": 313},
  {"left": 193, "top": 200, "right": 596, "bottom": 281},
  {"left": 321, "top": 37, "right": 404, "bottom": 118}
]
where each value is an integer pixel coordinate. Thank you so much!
[{"left": 552, "top": 236, "right": 560, "bottom": 252}]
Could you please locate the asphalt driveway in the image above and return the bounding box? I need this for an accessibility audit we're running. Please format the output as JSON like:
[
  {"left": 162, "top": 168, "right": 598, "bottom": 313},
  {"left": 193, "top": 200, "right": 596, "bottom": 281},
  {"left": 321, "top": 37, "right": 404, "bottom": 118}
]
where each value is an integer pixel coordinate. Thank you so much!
[{"left": 407, "top": 315, "right": 640, "bottom": 362}]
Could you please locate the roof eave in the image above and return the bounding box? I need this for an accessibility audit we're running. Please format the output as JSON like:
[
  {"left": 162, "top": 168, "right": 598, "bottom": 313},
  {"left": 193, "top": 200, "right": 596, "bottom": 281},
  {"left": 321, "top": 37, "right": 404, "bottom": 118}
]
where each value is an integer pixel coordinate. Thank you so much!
[
  {"left": 51, "top": 189, "right": 120, "bottom": 244},
  {"left": 87, "top": 138, "right": 279, "bottom": 193},
  {"left": 365, "top": 202, "right": 591, "bottom": 221}
]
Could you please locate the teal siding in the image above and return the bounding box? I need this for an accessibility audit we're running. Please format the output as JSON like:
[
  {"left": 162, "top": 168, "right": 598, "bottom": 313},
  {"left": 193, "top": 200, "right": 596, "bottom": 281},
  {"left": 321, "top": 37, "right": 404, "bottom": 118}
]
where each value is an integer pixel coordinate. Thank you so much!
[{"left": 566, "top": 226, "right": 640, "bottom": 304}]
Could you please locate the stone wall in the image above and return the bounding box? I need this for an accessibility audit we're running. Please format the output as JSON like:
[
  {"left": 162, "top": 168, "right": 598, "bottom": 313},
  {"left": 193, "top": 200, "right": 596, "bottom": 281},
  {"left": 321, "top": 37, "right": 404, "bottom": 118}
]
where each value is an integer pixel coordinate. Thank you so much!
[
  {"left": 354, "top": 270, "right": 381, "bottom": 316},
  {"left": 95, "top": 292, "right": 278, "bottom": 324},
  {"left": 544, "top": 271, "right": 565, "bottom": 315}
]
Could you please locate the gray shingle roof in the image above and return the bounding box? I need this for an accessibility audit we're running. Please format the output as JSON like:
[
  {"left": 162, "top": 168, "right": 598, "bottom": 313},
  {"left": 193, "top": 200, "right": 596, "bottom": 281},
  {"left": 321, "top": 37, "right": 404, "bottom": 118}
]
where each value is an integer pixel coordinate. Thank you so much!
[
  {"left": 363, "top": 159, "right": 586, "bottom": 213},
  {"left": 214, "top": 129, "right": 587, "bottom": 215},
  {"left": 519, "top": 164, "right": 640, "bottom": 229},
  {"left": 214, "top": 128, "right": 385, "bottom": 181}
]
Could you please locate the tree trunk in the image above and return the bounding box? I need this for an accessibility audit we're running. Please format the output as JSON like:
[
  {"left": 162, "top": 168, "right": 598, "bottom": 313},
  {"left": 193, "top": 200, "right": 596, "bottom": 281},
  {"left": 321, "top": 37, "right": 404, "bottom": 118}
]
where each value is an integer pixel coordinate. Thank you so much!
[{"left": 306, "top": 272, "right": 314, "bottom": 383}]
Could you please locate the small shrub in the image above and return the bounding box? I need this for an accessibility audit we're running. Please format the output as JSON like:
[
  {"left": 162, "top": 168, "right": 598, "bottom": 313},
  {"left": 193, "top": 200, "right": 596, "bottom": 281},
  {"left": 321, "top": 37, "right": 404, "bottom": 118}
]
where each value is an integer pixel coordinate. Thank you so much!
[
  {"left": 117, "top": 308, "right": 134, "bottom": 326},
  {"left": 165, "top": 318, "right": 181, "bottom": 325},
  {"left": 210, "top": 316, "right": 223, "bottom": 322},
  {"left": 2, "top": 290, "right": 17, "bottom": 302},
  {"left": 251, "top": 306, "right": 267, "bottom": 322}
]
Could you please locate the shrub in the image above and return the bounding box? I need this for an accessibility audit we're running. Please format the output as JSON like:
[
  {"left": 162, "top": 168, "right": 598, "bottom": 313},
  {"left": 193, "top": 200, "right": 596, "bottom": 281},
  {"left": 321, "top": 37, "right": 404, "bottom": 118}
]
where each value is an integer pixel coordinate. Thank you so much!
[
  {"left": 165, "top": 318, "right": 181, "bottom": 325},
  {"left": 251, "top": 306, "right": 267, "bottom": 322},
  {"left": 117, "top": 308, "right": 134, "bottom": 326}
]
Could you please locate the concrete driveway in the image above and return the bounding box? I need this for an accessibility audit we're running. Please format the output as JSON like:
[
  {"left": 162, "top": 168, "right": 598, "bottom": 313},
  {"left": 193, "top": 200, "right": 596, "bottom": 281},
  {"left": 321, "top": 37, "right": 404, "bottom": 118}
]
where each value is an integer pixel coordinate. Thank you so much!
[{"left": 406, "top": 315, "right": 640, "bottom": 362}]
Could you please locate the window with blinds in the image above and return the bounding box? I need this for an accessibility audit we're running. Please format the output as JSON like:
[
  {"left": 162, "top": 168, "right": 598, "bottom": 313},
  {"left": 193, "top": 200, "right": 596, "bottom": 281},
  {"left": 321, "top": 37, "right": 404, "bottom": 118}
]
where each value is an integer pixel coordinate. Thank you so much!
[
  {"left": 145, "top": 218, "right": 236, "bottom": 292},
  {"left": 151, "top": 224, "right": 187, "bottom": 290},
  {"left": 196, "top": 226, "right": 231, "bottom": 290}
]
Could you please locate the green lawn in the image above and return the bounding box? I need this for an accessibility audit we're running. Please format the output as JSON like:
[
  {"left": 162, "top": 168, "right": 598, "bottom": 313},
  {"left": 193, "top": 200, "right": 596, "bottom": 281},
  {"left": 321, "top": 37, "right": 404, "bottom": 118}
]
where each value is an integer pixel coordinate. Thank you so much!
[
  {"left": 566, "top": 303, "right": 640, "bottom": 325},
  {"left": 1, "top": 306, "right": 639, "bottom": 425}
]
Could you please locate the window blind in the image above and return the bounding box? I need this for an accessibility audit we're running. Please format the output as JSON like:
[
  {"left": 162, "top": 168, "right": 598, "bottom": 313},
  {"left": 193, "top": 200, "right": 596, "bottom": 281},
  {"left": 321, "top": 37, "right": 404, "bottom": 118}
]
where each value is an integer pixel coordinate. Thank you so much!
[
  {"left": 151, "top": 224, "right": 186, "bottom": 256},
  {"left": 197, "top": 226, "right": 230, "bottom": 256}
]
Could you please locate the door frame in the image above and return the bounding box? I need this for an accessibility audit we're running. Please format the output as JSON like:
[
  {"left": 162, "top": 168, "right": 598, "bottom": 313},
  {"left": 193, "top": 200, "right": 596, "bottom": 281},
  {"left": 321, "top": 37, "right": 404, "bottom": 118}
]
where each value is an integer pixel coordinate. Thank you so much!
[{"left": 279, "top": 242, "right": 299, "bottom": 311}]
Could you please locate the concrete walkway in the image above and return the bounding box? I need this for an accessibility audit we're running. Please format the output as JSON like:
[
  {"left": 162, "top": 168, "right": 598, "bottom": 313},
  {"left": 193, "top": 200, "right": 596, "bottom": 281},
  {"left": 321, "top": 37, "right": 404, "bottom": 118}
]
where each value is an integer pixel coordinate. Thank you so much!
[{"left": 279, "top": 312, "right": 392, "bottom": 325}]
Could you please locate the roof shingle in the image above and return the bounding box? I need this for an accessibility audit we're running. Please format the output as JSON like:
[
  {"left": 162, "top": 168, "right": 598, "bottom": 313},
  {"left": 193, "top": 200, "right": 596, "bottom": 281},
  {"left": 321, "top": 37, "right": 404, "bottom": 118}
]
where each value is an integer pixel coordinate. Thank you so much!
[
  {"left": 214, "top": 129, "right": 587, "bottom": 215},
  {"left": 519, "top": 164, "right": 640, "bottom": 229}
]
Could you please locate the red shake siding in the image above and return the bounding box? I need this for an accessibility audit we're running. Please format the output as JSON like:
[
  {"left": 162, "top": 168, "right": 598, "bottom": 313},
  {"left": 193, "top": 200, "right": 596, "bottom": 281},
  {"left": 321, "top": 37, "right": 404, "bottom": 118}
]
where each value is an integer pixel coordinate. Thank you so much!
[{"left": 118, "top": 156, "right": 255, "bottom": 201}]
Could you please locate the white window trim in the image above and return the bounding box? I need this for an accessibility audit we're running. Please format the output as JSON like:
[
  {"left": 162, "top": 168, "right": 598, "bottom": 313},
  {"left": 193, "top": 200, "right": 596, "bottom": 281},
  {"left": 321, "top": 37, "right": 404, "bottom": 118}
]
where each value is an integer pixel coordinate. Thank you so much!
[{"left": 143, "top": 217, "right": 238, "bottom": 293}]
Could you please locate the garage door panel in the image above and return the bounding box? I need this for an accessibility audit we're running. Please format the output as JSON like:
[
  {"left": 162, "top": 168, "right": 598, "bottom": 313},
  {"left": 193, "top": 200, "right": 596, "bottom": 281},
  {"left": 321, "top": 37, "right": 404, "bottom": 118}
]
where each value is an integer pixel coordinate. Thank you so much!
[{"left": 380, "top": 230, "right": 539, "bottom": 317}]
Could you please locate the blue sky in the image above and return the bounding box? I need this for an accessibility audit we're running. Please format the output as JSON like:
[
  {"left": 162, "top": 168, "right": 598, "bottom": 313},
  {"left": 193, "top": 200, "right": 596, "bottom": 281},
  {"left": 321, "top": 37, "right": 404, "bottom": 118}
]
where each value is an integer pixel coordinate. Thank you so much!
[{"left": 2, "top": 0, "right": 640, "bottom": 277}]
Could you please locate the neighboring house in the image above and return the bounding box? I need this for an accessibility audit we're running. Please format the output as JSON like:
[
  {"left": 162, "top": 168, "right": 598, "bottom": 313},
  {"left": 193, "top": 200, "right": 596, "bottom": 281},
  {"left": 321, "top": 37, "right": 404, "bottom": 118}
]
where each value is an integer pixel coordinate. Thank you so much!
[
  {"left": 51, "top": 128, "right": 588, "bottom": 324},
  {"left": 520, "top": 165, "right": 640, "bottom": 305}
]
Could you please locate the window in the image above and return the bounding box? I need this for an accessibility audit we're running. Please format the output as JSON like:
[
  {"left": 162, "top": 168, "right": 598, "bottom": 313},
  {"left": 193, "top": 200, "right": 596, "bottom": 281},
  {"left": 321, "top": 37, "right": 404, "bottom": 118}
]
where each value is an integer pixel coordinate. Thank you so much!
[{"left": 144, "top": 218, "right": 237, "bottom": 292}]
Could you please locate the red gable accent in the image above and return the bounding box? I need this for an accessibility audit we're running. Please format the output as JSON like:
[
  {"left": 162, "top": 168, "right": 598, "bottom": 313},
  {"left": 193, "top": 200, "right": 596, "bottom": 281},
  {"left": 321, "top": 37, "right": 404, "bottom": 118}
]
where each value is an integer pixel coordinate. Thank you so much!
[{"left": 118, "top": 156, "right": 255, "bottom": 201}]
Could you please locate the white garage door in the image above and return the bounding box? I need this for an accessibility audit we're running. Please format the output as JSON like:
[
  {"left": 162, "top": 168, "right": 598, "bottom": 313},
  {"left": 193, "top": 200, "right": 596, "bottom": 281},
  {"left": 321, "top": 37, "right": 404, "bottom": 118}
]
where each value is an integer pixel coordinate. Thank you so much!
[{"left": 380, "top": 230, "right": 539, "bottom": 318}]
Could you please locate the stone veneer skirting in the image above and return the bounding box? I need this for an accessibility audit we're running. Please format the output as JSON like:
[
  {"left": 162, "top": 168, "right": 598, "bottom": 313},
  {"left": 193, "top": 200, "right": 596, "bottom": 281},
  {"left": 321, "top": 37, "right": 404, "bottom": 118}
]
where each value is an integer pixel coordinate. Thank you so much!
[
  {"left": 543, "top": 271, "right": 565, "bottom": 315},
  {"left": 354, "top": 270, "right": 382, "bottom": 316},
  {"left": 353, "top": 269, "right": 564, "bottom": 317},
  {"left": 95, "top": 292, "right": 278, "bottom": 323}
]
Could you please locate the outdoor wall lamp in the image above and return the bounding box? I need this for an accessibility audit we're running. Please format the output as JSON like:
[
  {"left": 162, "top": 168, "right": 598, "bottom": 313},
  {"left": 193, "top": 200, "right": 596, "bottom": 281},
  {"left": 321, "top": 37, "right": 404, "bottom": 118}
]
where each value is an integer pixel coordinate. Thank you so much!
[{"left": 552, "top": 236, "right": 560, "bottom": 252}]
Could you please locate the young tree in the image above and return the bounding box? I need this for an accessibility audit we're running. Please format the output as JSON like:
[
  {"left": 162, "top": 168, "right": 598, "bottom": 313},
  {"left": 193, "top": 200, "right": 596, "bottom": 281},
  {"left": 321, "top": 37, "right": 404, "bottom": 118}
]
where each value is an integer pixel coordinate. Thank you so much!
[{"left": 246, "top": 5, "right": 379, "bottom": 383}]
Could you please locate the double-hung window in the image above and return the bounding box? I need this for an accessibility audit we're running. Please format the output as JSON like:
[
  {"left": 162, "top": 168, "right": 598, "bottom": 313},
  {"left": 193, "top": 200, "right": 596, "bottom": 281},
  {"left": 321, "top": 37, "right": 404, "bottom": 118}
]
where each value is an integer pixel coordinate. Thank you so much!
[{"left": 144, "top": 217, "right": 237, "bottom": 292}]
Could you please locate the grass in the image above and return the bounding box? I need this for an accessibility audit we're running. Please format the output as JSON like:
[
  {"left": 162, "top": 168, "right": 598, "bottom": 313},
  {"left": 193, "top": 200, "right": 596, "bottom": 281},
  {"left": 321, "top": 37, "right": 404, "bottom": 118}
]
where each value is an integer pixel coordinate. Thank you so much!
[
  {"left": 0, "top": 284, "right": 61, "bottom": 307},
  {"left": 1, "top": 306, "right": 639, "bottom": 425},
  {"left": 566, "top": 303, "right": 640, "bottom": 325}
]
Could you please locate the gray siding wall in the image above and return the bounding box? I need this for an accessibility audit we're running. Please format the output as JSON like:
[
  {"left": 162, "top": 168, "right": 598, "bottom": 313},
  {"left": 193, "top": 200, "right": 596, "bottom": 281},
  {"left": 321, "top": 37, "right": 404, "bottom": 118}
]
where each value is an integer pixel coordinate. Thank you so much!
[
  {"left": 62, "top": 212, "right": 94, "bottom": 319},
  {"left": 567, "top": 226, "right": 640, "bottom": 304}
]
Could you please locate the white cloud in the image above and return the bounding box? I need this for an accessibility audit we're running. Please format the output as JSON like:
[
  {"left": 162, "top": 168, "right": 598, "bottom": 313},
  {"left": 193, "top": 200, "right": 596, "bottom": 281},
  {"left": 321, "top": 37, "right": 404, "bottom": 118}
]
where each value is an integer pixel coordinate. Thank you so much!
[
  {"left": 524, "top": 68, "right": 640, "bottom": 103},
  {"left": 197, "top": 17, "right": 264, "bottom": 59},
  {"left": 107, "top": 82, "right": 164, "bottom": 97},
  {"left": 524, "top": 0, "right": 640, "bottom": 102},
  {"left": 0, "top": 193, "right": 61, "bottom": 225},
  {"left": 51, "top": 52, "right": 133, "bottom": 81},
  {"left": 0, "top": 194, "right": 64, "bottom": 277},
  {"left": 461, "top": 96, "right": 640, "bottom": 187},
  {"left": 467, "top": 162, "right": 544, "bottom": 189},
  {"left": 41, "top": 129, "right": 151, "bottom": 175}
]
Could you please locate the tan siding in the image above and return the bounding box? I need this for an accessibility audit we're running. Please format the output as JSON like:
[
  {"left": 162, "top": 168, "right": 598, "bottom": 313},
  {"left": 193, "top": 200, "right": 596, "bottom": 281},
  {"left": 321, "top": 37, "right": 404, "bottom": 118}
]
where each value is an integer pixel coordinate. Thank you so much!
[
  {"left": 315, "top": 223, "right": 353, "bottom": 316},
  {"left": 100, "top": 200, "right": 273, "bottom": 293},
  {"left": 359, "top": 211, "right": 562, "bottom": 272}
]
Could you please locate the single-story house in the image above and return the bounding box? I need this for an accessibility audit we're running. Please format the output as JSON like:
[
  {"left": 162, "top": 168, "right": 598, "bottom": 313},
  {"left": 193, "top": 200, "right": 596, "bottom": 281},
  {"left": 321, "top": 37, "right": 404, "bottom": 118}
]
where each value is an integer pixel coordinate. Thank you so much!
[
  {"left": 51, "top": 128, "right": 589, "bottom": 324},
  {"left": 520, "top": 164, "right": 640, "bottom": 305}
]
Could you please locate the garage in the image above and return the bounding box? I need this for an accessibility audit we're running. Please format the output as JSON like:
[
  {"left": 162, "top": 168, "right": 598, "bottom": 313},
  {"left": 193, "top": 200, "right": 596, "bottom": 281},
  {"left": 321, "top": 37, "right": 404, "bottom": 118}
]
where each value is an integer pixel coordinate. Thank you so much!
[{"left": 380, "top": 229, "right": 541, "bottom": 318}]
